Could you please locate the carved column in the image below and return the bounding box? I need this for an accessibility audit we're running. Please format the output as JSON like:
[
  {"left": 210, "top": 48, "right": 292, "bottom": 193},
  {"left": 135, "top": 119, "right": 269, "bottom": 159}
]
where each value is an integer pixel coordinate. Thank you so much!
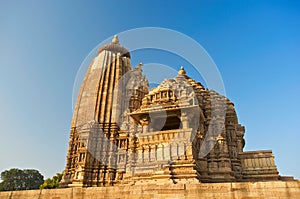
[
  {"left": 164, "top": 143, "right": 170, "bottom": 161},
  {"left": 181, "top": 112, "right": 189, "bottom": 129},
  {"left": 140, "top": 118, "right": 149, "bottom": 133},
  {"left": 170, "top": 143, "right": 178, "bottom": 160}
]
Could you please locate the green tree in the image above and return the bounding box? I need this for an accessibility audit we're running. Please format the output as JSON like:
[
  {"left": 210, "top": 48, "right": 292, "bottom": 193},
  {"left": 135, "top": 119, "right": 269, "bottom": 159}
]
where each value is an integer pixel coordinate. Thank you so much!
[
  {"left": 0, "top": 168, "right": 44, "bottom": 191},
  {"left": 40, "top": 172, "right": 63, "bottom": 189}
]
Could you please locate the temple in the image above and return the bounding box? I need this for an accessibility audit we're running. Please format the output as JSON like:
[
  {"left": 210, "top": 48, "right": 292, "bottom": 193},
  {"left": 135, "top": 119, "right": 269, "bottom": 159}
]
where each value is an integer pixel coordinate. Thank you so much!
[{"left": 60, "top": 36, "right": 285, "bottom": 187}]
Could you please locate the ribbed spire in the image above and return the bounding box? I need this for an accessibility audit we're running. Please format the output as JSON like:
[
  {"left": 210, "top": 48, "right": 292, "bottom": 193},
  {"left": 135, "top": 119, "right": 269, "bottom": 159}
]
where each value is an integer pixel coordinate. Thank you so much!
[{"left": 97, "top": 35, "right": 130, "bottom": 57}]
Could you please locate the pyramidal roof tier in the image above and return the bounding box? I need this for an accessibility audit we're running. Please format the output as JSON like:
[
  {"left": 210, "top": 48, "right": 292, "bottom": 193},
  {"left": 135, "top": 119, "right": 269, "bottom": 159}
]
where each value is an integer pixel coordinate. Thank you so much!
[
  {"left": 175, "top": 66, "right": 204, "bottom": 89},
  {"left": 97, "top": 35, "right": 130, "bottom": 57}
]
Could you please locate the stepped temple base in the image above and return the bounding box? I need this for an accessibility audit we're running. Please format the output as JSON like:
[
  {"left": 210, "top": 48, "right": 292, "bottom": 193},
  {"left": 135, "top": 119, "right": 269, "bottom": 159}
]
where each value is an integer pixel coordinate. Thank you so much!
[{"left": 1, "top": 180, "right": 300, "bottom": 199}]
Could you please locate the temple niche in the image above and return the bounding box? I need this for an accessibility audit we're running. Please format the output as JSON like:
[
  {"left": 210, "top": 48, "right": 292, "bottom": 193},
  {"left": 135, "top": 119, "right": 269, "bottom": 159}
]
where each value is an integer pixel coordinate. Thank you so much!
[{"left": 60, "top": 36, "right": 287, "bottom": 188}]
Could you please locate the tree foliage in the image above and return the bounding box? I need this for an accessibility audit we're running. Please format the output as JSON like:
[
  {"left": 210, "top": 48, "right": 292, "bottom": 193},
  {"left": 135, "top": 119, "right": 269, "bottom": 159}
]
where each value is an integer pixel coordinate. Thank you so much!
[
  {"left": 39, "top": 172, "right": 63, "bottom": 189},
  {"left": 0, "top": 168, "right": 44, "bottom": 191}
]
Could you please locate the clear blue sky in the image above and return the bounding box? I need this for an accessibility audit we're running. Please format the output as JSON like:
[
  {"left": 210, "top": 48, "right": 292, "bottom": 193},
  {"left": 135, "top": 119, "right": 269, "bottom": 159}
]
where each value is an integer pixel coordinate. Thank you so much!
[{"left": 0, "top": 1, "right": 299, "bottom": 179}]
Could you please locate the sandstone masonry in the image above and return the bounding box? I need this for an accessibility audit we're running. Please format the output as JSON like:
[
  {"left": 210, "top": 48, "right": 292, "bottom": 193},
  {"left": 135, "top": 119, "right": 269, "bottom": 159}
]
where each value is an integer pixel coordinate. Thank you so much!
[{"left": 60, "top": 36, "right": 293, "bottom": 187}]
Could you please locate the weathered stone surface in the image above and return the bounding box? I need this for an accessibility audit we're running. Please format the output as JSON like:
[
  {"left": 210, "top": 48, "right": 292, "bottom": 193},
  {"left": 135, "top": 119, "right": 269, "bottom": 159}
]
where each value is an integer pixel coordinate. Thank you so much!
[
  {"left": 60, "top": 37, "right": 288, "bottom": 187},
  {"left": 1, "top": 181, "right": 300, "bottom": 199}
]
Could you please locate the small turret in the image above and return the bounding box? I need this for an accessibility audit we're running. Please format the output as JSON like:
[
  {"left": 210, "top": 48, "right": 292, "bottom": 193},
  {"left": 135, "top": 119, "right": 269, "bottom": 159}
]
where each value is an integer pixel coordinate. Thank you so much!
[
  {"left": 178, "top": 66, "right": 186, "bottom": 75},
  {"left": 112, "top": 35, "right": 119, "bottom": 44}
]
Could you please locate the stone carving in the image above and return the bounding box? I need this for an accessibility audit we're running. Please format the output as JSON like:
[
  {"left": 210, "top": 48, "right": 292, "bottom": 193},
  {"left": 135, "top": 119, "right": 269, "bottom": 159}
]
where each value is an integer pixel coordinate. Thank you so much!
[{"left": 60, "top": 37, "right": 286, "bottom": 188}]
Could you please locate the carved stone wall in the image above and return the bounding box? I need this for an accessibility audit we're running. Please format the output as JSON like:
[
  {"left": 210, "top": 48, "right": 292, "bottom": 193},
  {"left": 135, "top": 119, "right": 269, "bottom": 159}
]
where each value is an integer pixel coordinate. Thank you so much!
[
  {"left": 240, "top": 150, "right": 279, "bottom": 181},
  {"left": 61, "top": 38, "right": 287, "bottom": 188}
]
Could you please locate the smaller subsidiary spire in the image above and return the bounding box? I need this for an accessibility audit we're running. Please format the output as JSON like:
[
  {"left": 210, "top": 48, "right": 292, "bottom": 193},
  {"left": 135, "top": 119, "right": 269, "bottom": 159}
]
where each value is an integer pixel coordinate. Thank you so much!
[
  {"left": 178, "top": 66, "right": 186, "bottom": 75},
  {"left": 112, "top": 35, "right": 119, "bottom": 44},
  {"left": 134, "top": 62, "right": 143, "bottom": 73},
  {"left": 138, "top": 62, "right": 143, "bottom": 69}
]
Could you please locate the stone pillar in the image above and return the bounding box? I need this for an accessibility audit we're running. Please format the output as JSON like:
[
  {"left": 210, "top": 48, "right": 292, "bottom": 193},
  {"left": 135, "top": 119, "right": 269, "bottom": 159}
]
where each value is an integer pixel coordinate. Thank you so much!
[
  {"left": 170, "top": 143, "right": 178, "bottom": 160},
  {"left": 144, "top": 146, "right": 150, "bottom": 162},
  {"left": 157, "top": 144, "right": 163, "bottom": 161},
  {"left": 181, "top": 112, "right": 189, "bottom": 129},
  {"left": 178, "top": 143, "right": 185, "bottom": 160},
  {"left": 137, "top": 148, "right": 143, "bottom": 163},
  {"left": 164, "top": 143, "right": 170, "bottom": 161},
  {"left": 140, "top": 119, "right": 149, "bottom": 133},
  {"left": 150, "top": 145, "right": 156, "bottom": 161}
]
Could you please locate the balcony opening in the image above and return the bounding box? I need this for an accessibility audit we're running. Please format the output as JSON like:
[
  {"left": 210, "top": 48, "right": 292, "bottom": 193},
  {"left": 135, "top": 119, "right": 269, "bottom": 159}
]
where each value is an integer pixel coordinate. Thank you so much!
[
  {"left": 151, "top": 115, "right": 181, "bottom": 132},
  {"left": 162, "top": 116, "right": 181, "bottom": 131}
]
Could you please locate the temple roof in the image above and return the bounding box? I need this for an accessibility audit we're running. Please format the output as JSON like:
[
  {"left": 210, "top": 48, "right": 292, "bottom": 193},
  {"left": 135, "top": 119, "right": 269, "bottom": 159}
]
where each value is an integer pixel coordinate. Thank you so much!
[
  {"left": 97, "top": 35, "right": 130, "bottom": 57},
  {"left": 157, "top": 66, "right": 205, "bottom": 90},
  {"left": 131, "top": 67, "right": 205, "bottom": 115}
]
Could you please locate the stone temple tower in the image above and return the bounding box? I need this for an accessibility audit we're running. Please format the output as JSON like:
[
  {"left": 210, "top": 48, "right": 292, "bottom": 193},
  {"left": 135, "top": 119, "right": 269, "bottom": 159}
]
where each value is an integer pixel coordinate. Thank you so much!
[
  {"left": 60, "top": 36, "right": 148, "bottom": 187},
  {"left": 61, "top": 37, "right": 284, "bottom": 188}
]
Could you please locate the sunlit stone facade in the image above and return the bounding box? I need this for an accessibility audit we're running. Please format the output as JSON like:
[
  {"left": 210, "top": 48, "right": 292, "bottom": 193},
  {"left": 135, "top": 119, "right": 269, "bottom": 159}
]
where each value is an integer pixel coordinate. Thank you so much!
[{"left": 60, "top": 36, "right": 281, "bottom": 187}]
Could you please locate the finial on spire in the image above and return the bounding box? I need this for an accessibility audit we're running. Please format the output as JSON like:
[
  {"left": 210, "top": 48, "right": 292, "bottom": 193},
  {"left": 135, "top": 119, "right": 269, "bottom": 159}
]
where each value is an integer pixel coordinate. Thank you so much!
[
  {"left": 112, "top": 35, "right": 119, "bottom": 44},
  {"left": 138, "top": 62, "right": 143, "bottom": 69},
  {"left": 134, "top": 62, "right": 143, "bottom": 72},
  {"left": 178, "top": 66, "right": 186, "bottom": 75}
]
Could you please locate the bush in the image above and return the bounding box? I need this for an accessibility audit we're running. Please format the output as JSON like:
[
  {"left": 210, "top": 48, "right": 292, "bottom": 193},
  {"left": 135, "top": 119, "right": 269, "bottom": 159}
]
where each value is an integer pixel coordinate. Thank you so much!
[{"left": 40, "top": 172, "right": 63, "bottom": 189}]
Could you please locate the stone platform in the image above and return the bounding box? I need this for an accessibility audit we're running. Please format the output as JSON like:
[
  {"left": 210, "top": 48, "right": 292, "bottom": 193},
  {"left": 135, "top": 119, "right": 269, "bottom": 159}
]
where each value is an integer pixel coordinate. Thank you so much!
[{"left": 0, "top": 181, "right": 300, "bottom": 199}]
